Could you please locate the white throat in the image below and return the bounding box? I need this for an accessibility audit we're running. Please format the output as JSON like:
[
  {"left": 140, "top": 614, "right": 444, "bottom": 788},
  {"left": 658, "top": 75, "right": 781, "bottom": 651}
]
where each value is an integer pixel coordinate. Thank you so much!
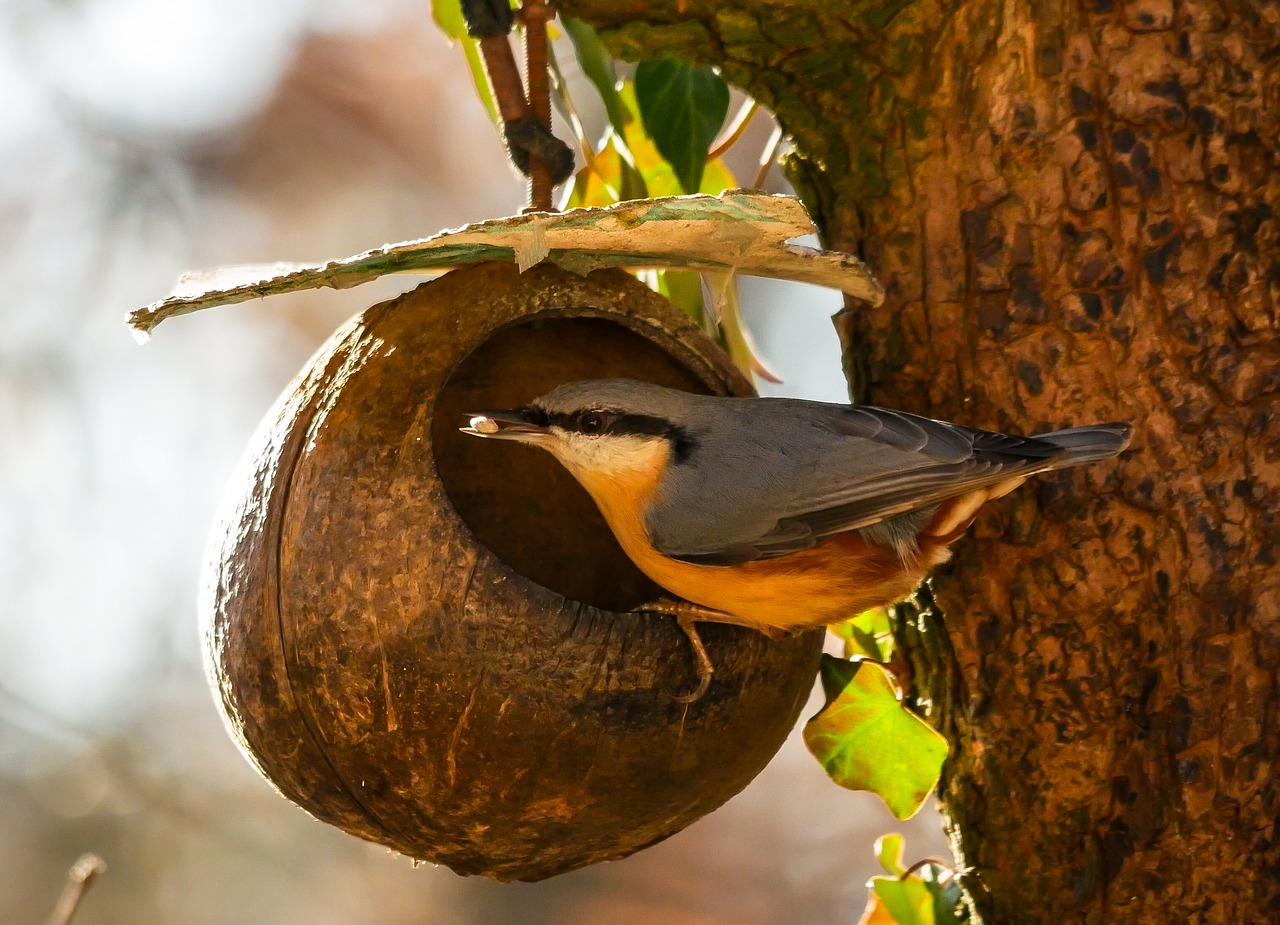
[{"left": 548, "top": 433, "right": 668, "bottom": 480}]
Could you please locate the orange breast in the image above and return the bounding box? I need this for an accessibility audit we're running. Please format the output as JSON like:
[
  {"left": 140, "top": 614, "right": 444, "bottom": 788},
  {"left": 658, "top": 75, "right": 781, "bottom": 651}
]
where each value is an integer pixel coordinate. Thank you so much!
[{"left": 575, "top": 456, "right": 942, "bottom": 635}]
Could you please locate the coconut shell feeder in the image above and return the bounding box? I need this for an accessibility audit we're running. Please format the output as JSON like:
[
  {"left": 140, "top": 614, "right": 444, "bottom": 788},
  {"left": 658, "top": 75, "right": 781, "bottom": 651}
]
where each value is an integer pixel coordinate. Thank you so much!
[{"left": 136, "top": 187, "right": 883, "bottom": 880}]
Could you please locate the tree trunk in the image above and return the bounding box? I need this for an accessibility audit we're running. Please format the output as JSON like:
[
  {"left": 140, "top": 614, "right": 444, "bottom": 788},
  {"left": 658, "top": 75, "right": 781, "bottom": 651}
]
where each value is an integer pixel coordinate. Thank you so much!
[{"left": 559, "top": 1, "right": 1280, "bottom": 921}]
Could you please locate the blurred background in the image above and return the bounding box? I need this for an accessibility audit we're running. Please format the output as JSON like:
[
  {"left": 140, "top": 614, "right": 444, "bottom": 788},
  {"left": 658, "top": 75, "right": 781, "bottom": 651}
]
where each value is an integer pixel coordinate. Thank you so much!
[{"left": 0, "top": 0, "right": 949, "bottom": 921}]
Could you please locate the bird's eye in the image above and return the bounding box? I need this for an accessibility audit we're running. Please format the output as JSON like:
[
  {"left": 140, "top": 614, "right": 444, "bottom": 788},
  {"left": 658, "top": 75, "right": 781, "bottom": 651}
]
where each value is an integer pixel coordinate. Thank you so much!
[{"left": 579, "top": 411, "right": 608, "bottom": 435}]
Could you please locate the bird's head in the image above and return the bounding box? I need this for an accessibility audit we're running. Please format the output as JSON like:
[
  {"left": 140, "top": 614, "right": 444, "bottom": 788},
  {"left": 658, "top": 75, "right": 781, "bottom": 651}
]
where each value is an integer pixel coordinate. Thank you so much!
[{"left": 460, "top": 379, "right": 699, "bottom": 483}]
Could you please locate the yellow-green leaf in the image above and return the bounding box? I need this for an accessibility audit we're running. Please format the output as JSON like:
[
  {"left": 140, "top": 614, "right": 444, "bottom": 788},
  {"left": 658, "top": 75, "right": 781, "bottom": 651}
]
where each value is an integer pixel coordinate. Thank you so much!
[
  {"left": 430, "top": 0, "right": 500, "bottom": 127},
  {"left": 831, "top": 607, "right": 895, "bottom": 661},
  {"left": 655, "top": 270, "right": 710, "bottom": 331},
  {"left": 564, "top": 135, "right": 624, "bottom": 209},
  {"left": 860, "top": 837, "right": 966, "bottom": 925},
  {"left": 803, "top": 655, "right": 947, "bottom": 819},
  {"left": 875, "top": 833, "right": 907, "bottom": 877},
  {"left": 430, "top": 0, "right": 465, "bottom": 37},
  {"left": 572, "top": 84, "right": 736, "bottom": 207},
  {"left": 867, "top": 875, "right": 935, "bottom": 925}
]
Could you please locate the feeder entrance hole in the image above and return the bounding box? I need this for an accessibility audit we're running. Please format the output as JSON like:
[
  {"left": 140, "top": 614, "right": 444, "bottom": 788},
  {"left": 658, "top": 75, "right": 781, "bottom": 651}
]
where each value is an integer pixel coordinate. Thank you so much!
[{"left": 431, "top": 315, "right": 716, "bottom": 612}]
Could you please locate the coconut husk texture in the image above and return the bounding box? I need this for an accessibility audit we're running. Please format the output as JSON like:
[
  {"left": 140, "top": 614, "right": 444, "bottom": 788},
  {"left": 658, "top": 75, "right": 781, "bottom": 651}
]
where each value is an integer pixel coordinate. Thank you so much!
[{"left": 200, "top": 262, "right": 824, "bottom": 881}]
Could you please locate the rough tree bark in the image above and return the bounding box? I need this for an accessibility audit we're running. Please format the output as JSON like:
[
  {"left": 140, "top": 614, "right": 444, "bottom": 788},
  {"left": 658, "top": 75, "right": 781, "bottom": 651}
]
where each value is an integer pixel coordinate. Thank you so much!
[{"left": 558, "top": 2, "right": 1280, "bottom": 922}]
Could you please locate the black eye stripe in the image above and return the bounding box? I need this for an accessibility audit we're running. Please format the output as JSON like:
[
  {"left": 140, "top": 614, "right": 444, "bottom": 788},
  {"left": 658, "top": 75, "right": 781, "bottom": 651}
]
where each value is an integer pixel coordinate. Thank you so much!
[
  {"left": 530, "top": 407, "right": 680, "bottom": 439},
  {"left": 610, "top": 413, "right": 680, "bottom": 437},
  {"left": 526, "top": 403, "right": 698, "bottom": 462},
  {"left": 519, "top": 406, "right": 549, "bottom": 426}
]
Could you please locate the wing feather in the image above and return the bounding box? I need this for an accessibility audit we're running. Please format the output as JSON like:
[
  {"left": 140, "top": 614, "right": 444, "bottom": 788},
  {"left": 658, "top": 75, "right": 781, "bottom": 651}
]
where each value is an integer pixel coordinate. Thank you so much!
[{"left": 647, "top": 399, "right": 1068, "bottom": 565}]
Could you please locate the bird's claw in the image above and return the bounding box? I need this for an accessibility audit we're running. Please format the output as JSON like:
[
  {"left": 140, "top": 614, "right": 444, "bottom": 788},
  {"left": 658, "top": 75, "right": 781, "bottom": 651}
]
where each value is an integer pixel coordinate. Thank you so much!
[
  {"left": 672, "top": 669, "right": 713, "bottom": 704},
  {"left": 633, "top": 599, "right": 716, "bottom": 703},
  {"left": 673, "top": 614, "right": 715, "bottom": 703}
]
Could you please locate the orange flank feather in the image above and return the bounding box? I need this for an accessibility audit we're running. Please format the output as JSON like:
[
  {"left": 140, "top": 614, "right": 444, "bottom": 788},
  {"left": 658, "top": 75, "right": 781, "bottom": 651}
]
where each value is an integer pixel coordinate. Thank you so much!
[{"left": 569, "top": 445, "right": 983, "bottom": 635}]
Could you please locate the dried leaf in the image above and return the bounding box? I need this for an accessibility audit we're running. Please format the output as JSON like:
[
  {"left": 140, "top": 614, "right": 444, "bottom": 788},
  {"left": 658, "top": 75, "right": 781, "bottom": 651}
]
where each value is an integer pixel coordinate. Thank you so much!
[{"left": 130, "top": 192, "right": 884, "bottom": 335}]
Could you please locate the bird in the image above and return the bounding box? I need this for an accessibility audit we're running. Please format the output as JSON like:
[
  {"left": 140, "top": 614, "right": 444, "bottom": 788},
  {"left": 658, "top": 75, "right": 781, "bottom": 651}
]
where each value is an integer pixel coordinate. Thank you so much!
[{"left": 461, "top": 379, "right": 1131, "bottom": 700}]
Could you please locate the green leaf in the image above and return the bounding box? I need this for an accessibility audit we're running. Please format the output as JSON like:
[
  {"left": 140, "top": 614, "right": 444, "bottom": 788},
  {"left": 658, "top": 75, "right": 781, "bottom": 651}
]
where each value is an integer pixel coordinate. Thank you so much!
[
  {"left": 858, "top": 837, "right": 966, "bottom": 925},
  {"left": 562, "top": 130, "right": 658, "bottom": 209},
  {"left": 634, "top": 56, "right": 729, "bottom": 194},
  {"left": 461, "top": 40, "right": 500, "bottom": 126},
  {"left": 803, "top": 655, "right": 947, "bottom": 819},
  {"left": 430, "top": 0, "right": 500, "bottom": 126},
  {"left": 921, "top": 867, "right": 967, "bottom": 925},
  {"left": 574, "top": 82, "right": 734, "bottom": 206},
  {"left": 563, "top": 18, "right": 630, "bottom": 135},
  {"left": 870, "top": 875, "right": 935, "bottom": 925}
]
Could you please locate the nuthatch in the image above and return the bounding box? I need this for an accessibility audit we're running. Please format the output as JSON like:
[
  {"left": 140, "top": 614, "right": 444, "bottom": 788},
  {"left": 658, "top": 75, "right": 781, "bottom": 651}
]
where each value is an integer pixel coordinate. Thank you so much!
[{"left": 462, "top": 379, "right": 1131, "bottom": 700}]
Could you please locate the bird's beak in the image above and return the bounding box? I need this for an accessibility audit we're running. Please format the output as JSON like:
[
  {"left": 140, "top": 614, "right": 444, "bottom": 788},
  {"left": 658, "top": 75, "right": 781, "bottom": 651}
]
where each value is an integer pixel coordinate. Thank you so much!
[{"left": 459, "top": 409, "right": 553, "bottom": 442}]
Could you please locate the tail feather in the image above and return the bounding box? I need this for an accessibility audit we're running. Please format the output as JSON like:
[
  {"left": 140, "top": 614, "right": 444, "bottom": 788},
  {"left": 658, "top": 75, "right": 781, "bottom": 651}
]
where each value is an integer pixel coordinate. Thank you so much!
[{"left": 1038, "top": 423, "right": 1133, "bottom": 469}]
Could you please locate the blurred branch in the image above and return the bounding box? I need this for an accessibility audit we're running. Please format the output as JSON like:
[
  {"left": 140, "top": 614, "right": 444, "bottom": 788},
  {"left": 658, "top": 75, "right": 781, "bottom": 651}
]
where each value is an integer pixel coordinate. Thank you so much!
[
  {"left": 753, "top": 124, "right": 784, "bottom": 189},
  {"left": 0, "top": 685, "right": 329, "bottom": 888},
  {"left": 708, "top": 99, "right": 759, "bottom": 160},
  {"left": 0, "top": 684, "right": 99, "bottom": 745},
  {"left": 46, "top": 854, "right": 106, "bottom": 925}
]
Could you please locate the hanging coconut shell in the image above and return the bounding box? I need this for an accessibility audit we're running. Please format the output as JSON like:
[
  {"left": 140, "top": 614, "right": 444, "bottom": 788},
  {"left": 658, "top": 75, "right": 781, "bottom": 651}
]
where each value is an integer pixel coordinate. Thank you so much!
[{"left": 200, "top": 261, "right": 824, "bottom": 881}]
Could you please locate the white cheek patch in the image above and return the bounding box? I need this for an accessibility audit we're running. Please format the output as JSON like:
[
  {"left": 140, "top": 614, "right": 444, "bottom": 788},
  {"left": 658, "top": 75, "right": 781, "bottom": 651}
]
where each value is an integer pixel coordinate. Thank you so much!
[{"left": 555, "top": 433, "right": 666, "bottom": 477}]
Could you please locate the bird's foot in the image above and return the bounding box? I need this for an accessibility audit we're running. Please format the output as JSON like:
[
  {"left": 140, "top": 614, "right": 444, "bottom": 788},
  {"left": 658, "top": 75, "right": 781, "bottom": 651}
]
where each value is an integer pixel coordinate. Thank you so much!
[
  {"left": 633, "top": 599, "right": 718, "bottom": 702},
  {"left": 633, "top": 599, "right": 790, "bottom": 702},
  {"left": 636, "top": 599, "right": 789, "bottom": 638},
  {"left": 674, "top": 616, "right": 714, "bottom": 704}
]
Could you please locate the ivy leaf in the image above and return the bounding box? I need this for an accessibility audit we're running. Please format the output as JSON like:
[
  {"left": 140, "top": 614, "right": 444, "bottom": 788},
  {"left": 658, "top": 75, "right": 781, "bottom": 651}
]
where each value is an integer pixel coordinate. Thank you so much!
[
  {"left": 874, "top": 833, "right": 907, "bottom": 877},
  {"left": 862, "top": 836, "right": 968, "bottom": 925},
  {"left": 803, "top": 655, "right": 947, "bottom": 820},
  {"left": 866, "top": 875, "right": 936, "bottom": 925},
  {"left": 858, "top": 862, "right": 966, "bottom": 925},
  {"left": 656, "top": 270, "right": 711, "bottom": 332},
  {"left": 566, "top": 80, "right": 737, "bottom": 210},
  {"left": 831, "top": 607, "right": 895, "bottom": 661},
  {"left": 921, "top": 867, "right": 966, "bottom": 925},
  {"left": 634, "top": 56, "right": 729, "bottom": 194},
  {"left": 430, "top": 0, "right": 500, "bottom": 126},
  {"left": 856, "top": 890, "right": 903, "bottom": 925},
  {"left": 563, "top": 18, "right": 630, "bottom": 136}
]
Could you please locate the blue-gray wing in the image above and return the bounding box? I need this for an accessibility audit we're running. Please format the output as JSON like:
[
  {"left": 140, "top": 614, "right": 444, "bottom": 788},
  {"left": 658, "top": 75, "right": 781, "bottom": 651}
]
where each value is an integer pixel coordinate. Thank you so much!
[{"left": 643, "top": 398, "right": 1071, "bottom": 565}]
